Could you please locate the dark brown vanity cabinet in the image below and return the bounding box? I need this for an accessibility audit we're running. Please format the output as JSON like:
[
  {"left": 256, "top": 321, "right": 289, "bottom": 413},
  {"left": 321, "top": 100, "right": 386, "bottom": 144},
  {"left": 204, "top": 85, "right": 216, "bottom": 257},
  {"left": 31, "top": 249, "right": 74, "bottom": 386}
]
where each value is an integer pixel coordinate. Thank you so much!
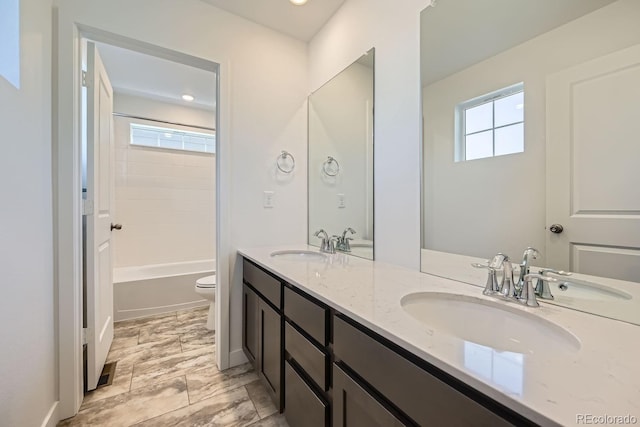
[
  {"left": 242, "top": 257, "right": 534, "bottom": 427},
  {"left": 242, "top": 260, "right": 283, "bottom": 410}
]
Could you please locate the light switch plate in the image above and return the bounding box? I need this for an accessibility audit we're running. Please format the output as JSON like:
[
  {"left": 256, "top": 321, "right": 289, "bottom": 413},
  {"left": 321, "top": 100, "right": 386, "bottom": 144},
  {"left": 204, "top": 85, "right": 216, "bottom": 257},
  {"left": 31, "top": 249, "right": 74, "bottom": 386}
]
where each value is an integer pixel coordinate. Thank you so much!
[
  {"left": 263, "top": 191, "right": 275, "bottom": 208},
  {"left": 337, "top": 193, "right": 346, "bottom": 208}
]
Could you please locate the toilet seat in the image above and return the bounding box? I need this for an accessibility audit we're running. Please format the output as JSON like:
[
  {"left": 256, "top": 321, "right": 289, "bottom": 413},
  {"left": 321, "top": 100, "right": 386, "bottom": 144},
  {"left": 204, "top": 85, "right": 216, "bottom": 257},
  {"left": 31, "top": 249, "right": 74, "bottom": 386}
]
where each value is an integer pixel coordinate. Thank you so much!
[{"left": 196, "top": 274, "right": 216, "bottom": 288}]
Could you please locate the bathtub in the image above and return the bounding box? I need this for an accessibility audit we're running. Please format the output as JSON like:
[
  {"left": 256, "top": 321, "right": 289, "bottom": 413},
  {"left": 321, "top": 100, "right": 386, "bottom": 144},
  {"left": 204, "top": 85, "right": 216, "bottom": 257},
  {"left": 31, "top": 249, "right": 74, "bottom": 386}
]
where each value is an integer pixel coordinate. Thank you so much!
[{"left": 113, "top": 259, "right": 215, "bottom": 322}]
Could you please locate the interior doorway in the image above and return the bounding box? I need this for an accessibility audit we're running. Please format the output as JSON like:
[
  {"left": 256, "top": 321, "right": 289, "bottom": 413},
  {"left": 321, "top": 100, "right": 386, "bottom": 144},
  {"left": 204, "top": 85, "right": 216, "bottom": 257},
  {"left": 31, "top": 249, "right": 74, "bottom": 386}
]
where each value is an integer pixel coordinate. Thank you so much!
[
  {"left": 80, "top": 38, "right": 219, "bottom": 393},
  {"left": 54, "top": 27, "right": 225, "bottom": 416}
]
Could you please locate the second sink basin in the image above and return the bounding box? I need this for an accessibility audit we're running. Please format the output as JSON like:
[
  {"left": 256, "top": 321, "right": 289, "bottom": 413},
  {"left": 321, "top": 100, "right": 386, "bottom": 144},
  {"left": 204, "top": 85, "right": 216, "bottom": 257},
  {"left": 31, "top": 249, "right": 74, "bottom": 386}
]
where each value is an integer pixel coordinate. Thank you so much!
[
  {"left": 401, "top": 292, "right": 581, "bottom": 355},
  {"left": 270, "top": 249, "right": 327, "bottom": 261}
]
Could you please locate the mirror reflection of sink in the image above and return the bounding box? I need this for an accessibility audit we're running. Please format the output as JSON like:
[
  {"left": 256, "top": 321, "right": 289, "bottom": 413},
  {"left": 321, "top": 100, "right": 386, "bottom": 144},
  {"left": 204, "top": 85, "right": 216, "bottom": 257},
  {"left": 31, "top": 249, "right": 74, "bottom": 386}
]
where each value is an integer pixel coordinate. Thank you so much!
[
  {"left": 553, "top": 278, "right": 632, "bottom": 302},
  {"left": 270, "top": 250, "right": 328, "bottom": 261},
  {"left": 401, "top": 292, "right": 581, "bottom": 355},
  {"left": 349, "top": 240, "right": 373, "bottom": 248}
]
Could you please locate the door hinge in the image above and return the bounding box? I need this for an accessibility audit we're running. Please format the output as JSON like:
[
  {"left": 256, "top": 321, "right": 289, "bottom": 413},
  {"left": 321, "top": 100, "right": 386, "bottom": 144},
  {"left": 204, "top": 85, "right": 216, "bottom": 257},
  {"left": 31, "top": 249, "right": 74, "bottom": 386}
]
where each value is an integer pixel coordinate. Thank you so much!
[
  {"left": 82, "top": 328, "right": 91, "bottom": 345},
  {"left": 82, "top": 199, "right": 94, "bottom": 216},
  {"left": 82, "top": 70, "right": 87, "bottom": 87}
]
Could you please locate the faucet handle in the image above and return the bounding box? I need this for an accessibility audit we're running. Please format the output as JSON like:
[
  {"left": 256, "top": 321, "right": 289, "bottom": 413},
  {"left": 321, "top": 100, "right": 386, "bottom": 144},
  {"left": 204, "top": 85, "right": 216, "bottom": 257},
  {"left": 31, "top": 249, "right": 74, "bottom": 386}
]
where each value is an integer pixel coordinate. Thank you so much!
[
  {"left": 523, "top": 247, "right": 540, "bottom": 259},
  {"left": 518, "top": 274, "right": 546, "bottom": 307},
  {"left": 488, "top": 253, "right": 507, "bottom": 269},
  {"left": 314, "top": 229, "right": 329, "bottom": 252},
  {"left": 314, "top": 229, "right": 328, "bottom": 238},
  {"left": 343, "top": 237, "right": 353, "bottom": 252},
  {"left": 539, "top": 268, "right": 572, "bottom": 277},
  {"left": 342, "top": 227, "right": 356, "bottom": 237},
  {"left": 472, "top": 263, "right": 500, "bottom": 295},
  {"left": 525, "top": 273, "right": 558, "bottom": 303}
]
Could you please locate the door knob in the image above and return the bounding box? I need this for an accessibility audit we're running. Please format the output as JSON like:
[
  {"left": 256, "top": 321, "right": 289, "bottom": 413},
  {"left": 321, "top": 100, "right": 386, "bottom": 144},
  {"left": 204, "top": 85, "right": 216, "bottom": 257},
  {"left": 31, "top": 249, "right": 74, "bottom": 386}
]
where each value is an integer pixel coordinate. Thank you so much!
[
  {"left": 549, "top": 224, "right": 563, "bottom": 234},
  {"left": 110, "top": 223, "right": 122, "bottom": 231}
]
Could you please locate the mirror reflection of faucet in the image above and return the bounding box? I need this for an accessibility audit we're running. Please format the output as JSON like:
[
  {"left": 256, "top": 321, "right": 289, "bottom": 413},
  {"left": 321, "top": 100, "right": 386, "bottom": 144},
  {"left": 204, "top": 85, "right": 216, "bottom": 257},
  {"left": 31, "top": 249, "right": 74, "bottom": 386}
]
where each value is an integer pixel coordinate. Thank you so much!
[
  {"left": 336, "top": 227, "right": 356, "bottom": 252},
  {"left": 315, "top": 227, "right": 359, "bottom": 254}
]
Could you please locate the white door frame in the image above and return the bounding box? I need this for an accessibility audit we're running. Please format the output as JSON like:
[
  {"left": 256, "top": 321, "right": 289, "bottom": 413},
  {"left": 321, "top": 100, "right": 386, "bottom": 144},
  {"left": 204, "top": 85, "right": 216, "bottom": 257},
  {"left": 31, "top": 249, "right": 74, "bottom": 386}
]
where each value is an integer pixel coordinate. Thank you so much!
[{"left": 54, "top": 19, "right": 231, "bottom": 419}]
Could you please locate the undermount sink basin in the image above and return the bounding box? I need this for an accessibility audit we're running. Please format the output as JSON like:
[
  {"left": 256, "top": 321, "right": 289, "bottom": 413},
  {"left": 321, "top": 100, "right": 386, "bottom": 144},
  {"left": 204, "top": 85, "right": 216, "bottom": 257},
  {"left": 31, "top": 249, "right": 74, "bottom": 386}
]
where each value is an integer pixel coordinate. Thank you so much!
[
  {"left": 270, "top": 250, "right": 327, "bottom": 261},
  {"left": 401, "top": 292, "right": 581, "bottom": 355},
  {"left": 553, "top": 278, "right": 632, "bottom": 302}
]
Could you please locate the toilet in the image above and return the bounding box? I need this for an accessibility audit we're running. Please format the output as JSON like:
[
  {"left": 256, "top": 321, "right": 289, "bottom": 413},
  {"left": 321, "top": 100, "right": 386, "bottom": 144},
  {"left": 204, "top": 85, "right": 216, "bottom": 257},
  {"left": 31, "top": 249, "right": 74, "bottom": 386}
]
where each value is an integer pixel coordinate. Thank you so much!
[{"left": 195, "top": 274, "right": 216, "bottom": 330}]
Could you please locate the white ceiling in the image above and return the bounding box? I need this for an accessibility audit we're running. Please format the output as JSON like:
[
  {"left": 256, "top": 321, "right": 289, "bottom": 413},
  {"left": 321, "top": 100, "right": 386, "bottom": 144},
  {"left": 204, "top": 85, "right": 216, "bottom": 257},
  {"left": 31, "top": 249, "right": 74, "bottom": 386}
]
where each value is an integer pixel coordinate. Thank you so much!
[
  {"left": 201, "top": 0, "right": 345, "bottom": 41},
  {"left": 421, "top": 0, "right": 616, "bottom": 86},
  {"left": 95, "top": 42, "right": 217, "bottom": 110},
  {"left": 93, "top": 0, "right": 345, "bottom": 108}
]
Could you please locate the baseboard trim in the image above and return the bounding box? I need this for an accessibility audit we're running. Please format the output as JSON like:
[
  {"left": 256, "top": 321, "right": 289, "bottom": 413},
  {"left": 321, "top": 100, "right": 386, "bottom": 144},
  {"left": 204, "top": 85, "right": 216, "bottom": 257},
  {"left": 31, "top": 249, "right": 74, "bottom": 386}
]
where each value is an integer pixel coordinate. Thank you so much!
[
  {"left": 115, "top": 300, "right": 209, "bottom": 322},
  {"left": 228, "top": 348, "right": 248, "bottom": 368},
  {"left": 41, "top": 401, "right": 59, "bottom": 427}
]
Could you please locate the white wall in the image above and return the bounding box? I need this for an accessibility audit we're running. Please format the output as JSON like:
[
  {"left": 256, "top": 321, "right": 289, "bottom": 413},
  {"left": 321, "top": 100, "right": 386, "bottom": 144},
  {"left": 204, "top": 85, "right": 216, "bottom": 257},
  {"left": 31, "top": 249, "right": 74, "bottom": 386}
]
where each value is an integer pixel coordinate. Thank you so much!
[
  {"left": 113, "top": 94, "right": 216, "bottom": 267},
  {"left": 309, "top": 0, "right": 431, "bottom": 268},
  {"left": 308, "top": 61, "right": 373, "bottom": 243},
  {"left": 54, "top": 1, "right": 308, "bottom": 413},
  {"left": 114, "top": 92, "right": 215, "bottom": 129},
  {"left": 0, "top": 0, "right": 58, "bottom": 426},
  {"left": 422, "top": 0, "right": 640, "bottom": 265}
]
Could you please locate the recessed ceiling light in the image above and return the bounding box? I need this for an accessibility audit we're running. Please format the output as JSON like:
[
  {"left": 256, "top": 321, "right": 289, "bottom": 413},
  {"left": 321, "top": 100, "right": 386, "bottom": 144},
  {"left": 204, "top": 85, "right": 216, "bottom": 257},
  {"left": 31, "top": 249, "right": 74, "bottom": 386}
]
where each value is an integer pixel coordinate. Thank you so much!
[
  {"left": 290, "top": 0, "right": 308, "bottom": 5},
  {"left": 182, "top": 94, "right": 195, "bottom": 102}
]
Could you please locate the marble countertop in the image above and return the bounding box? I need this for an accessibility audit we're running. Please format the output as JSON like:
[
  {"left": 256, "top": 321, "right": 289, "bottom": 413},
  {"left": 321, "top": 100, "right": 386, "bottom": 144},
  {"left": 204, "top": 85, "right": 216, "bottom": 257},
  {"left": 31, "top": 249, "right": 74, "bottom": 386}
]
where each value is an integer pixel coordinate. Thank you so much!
[{"left": 239, "top": 245, "right": 640, "bottom": 427}]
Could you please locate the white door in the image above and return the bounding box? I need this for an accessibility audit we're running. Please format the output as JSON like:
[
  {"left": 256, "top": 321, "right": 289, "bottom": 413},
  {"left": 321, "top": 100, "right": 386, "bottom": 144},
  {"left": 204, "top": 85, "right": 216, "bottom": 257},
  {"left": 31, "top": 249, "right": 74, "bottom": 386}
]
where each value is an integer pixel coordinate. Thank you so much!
[
  {"left": 546, "top": 44, "right": 640, "bottom": 282},
  {"left": 85, "top": 42, "right": 115, "bottom": 391}
]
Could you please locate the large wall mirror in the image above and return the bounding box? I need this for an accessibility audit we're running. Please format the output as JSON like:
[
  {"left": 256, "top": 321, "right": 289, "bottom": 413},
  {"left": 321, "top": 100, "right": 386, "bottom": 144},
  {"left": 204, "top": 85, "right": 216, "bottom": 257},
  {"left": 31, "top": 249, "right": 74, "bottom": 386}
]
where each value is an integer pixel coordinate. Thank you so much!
[
  {"left": 420, "top": 0, "right": 640, "bottom": 324},
  {"left": 308, "top": 49, "right": 375, "bottom": 260}
]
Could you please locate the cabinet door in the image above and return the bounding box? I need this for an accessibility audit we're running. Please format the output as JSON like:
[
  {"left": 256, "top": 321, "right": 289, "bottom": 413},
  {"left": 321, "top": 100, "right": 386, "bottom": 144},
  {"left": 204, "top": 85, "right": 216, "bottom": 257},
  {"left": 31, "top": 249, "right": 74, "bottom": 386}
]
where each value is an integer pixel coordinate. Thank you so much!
[
  {"left": 333, "top": 364, "right": 406, "bottom": 427},
  {"left": 242, "top": 284, "right": 258, "bottom": 365},
  {"left": 285, "top": 360, "right": 328, "bottom": 427},
  {"left": 259, "top": 298, "right": 282, "bottom": 409}
]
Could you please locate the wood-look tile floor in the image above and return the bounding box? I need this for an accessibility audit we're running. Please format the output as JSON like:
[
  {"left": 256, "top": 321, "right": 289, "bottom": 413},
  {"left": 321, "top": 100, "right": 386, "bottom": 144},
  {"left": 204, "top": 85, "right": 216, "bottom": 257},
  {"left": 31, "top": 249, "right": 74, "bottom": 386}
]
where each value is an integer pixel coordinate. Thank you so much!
[{"left": 58, "top": 306, "right": 289, "bottom": 427}]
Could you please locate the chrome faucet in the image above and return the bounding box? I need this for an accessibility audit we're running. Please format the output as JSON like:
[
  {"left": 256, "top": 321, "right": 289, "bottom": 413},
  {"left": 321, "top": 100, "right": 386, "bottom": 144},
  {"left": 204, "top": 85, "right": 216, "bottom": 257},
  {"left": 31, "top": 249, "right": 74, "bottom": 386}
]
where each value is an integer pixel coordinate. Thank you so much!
[
  {"left": 336, "top": 227, "right": 356, "bottom": 252},
  {"left": 517, "top": 247, "right": 540, "bottom": 285},
  {"left": 535, "top": 268, "right": 572, "bottom": 300},
  {"left": 473, "top": 251, "right": 557, "bottom": 308},
  {"left": 314, "top": 229, "right": 336, "bottom": 254}
]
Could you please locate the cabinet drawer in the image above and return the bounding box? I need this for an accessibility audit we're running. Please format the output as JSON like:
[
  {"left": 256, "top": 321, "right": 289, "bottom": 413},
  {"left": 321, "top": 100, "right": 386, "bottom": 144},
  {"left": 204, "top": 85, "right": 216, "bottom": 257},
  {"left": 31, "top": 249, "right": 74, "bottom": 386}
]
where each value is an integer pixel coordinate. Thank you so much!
[
  {"left": 243, "top": 259, "right": 281, "bottom": 308},
  {"left": 284, "top": 286, "right": 327, "bottom": 346},
  {"left": 333, "top": 315, "right": 513, "bottom": 426},
  {"left": 285, "top": 321, "right": 327, "bottom": 390},
  {"left": 333, "top": 363, "right": 406, "bottom": 427},
  {"left": 284, "top": 360, "right": 327, "bottom": 427}
]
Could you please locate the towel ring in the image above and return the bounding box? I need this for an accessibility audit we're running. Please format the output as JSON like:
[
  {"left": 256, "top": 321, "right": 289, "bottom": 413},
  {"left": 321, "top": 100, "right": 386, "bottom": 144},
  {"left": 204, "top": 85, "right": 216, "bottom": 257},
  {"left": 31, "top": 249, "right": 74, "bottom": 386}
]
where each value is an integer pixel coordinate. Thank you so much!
[
  {"left": 322, "top": 156, "right": 340, "bottom": 177},
  {"left": 276, "top": 150, "right": 295, "bottom": 174}
]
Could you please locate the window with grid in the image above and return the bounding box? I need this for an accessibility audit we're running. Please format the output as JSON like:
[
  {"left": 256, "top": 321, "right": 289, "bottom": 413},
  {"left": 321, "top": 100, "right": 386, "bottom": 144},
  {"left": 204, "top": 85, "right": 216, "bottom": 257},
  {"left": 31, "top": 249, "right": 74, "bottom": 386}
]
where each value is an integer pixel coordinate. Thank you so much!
[
  {"left": 130, "top": 123, "right": 215, "bottom": 154},
  {"left": 456, "top": 83, "right": 524, "bottom": 162}
]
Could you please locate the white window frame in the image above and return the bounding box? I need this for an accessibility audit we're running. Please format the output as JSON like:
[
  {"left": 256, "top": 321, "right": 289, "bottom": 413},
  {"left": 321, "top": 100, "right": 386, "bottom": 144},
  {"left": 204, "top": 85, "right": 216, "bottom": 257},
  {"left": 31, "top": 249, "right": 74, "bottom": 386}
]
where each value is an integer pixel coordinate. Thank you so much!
[
  {"left": 130, "top": 123, "right": 216, "bottom": 154},
  {"left": 455, "top": 82, "right": 524, "bottom": 162}
]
